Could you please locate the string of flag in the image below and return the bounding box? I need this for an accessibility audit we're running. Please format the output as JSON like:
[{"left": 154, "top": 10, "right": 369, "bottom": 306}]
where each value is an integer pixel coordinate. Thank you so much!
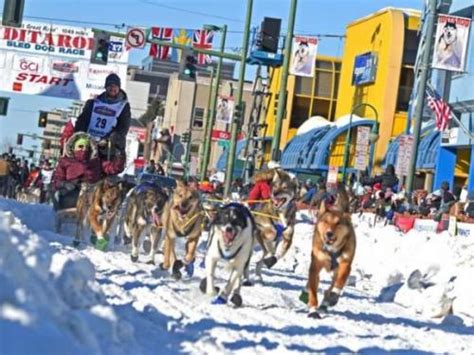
[{"left": 148, "top": 27, "right": 215, "bottom": 64}]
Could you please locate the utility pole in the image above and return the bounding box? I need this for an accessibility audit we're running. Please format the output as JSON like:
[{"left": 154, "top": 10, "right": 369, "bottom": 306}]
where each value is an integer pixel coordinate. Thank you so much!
[
  {"left": 183, "top": 81, "right": 198, "bottom": 179},
  {"left": 406, "top": 0, "right": 437, "bottom": 194},
  {"left": 224, "top": 0, "right": 253, "bottom": 197},
  {"left": 270, "top": 0, "right": 298, "bottom": 162},
  {"left": 200, "top": 66, "right": 214, "bottom": 178},
  {"left": 200, "top": 25, "right": 228, "bottom": 181}
]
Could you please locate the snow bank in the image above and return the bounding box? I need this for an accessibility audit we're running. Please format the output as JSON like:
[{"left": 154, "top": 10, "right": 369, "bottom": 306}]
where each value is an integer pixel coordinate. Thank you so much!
[
  {"left": 350, "top": 214, "right": 474, "bottom": 321},
  {"left": 0, "top": 199, "right": 140, "bottom": 355}
]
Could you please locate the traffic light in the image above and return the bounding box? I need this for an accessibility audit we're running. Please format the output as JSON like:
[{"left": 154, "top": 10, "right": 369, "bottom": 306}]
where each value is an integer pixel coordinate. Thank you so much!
[
  {"left": 38, "top": 111, "right": 48, "bottom": 127},
  {"left": 91, "top": 30, "right": 110, "bottom": 65},
  {"left": 43, "top": 139, "right": 51, "bottom": 150},
  {"left": 29, "top": 151, "right": 34, "bottom": 159},
  {"left": 2, "top": 0, "right": 25, "bottom": 27},
  {"left": 8, "top": 147, "right": 13, "bottom": 154},
  {"left": 16, "top": 133, "right": 23, "bottom": 145},
  {"left": 233, "top": 102, "right": 245, "bottom": 122},
  {"left": 179, "top": 48, "right": 197, "bottom": 81},
  {"left": 182, "top": 132, "right": 190, "bottom": 143}
]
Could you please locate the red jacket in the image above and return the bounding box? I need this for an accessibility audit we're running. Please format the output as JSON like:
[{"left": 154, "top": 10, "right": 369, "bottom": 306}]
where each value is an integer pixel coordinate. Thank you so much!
[
  {"left": 248, "top": 180, "right": 271, "bottom": 205},
  {"left": 53, "top": 132, "right": 102, "bottom": 190}
]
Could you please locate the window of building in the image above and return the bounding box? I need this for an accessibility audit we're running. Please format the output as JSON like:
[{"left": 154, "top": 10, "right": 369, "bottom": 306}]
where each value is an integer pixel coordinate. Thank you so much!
[
  {"left": 193, "top": 107, "right": 205, "bottom": 128},
  {"left": 402, "top": 30, "right": 419, "bottom": 66},
  {"left": 290, "top": 97, "right": 310, "bottom": 128},
  {"left": 295, "top": 77, "right": 312, "bottom": 95},
  {"left": 396, "top": 66, "right": 415, "bottom": 112},
  {"left": 314, "top": 71, "right": 333, "bottom": 98}
]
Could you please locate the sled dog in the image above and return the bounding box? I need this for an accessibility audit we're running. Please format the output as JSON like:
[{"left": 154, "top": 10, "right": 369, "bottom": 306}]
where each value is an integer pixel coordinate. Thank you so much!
[
  {"left": 86, "top": 178, "right": 124, "bottom": 247},
  {"left": 124, "top": 182, "right": 168, "bottom": 264},
  {"left": 253, "top": 169, "right": 298, "bottom": 279},
  {"left": 160, "top": 180, "right": 204, "bottom": 279},
  {"left": 200, "top": 203, "right": 254, "bottom": 307},
  {"left": 305, "top": 201, "right": 356, "bottom": 317}
]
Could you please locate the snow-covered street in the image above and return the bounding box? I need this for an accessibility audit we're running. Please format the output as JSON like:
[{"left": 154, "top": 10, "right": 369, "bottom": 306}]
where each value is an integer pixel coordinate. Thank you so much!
[{"left": 1, "top": 198, "right": 473, "bottom": 354}]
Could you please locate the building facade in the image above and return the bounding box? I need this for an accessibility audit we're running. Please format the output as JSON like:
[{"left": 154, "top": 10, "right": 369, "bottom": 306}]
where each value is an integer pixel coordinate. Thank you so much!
[
  {"left": 331, "top": 7, "right": 420, "bottom": 170},
  {"left": 279, "top": 7, "right": 421, "bottom": 177},
  {"left": 154, "top": 73, "right": 254, "bottom": 174},
  {"left": 265, "top": 55, "right": 341, "bottom": 149}
]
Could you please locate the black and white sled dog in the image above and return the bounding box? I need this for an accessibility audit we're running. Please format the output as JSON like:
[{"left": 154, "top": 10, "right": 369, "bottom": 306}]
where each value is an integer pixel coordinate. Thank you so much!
[
  {"left": 123, "top": 182, "right": 168, "bottom": 264},
  {"left": 200, "top": 203, "right": 254, "bottom": 307}
]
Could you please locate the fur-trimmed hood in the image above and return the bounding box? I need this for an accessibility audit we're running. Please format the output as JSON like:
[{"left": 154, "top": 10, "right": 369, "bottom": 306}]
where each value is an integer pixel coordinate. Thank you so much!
[
  {"left": 64, "top": 132, "right": 99, "bottom": 159},
  {"left": 252, "top": 169, "right": 276, "bottom": 183}
]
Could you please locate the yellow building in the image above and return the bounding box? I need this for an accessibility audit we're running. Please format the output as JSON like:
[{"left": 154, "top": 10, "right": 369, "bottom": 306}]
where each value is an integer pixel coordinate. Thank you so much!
[
  {"left": 265, "top": 55, "right": 341, "bottom": 148},
  {"left": 330, "top": 7, "right": 420, "bottom": 170}
]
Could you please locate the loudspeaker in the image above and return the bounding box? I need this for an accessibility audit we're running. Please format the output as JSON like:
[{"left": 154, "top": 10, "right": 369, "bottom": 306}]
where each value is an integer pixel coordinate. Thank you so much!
[{"left": 259, "top": 17, "right": 281, "bottom": 53}]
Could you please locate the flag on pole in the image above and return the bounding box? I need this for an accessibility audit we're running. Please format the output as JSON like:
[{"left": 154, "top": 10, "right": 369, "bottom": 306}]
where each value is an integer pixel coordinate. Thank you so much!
[
  {"left": 426, "top": 86, "right": 452, "bottom": 131},
  {"left": 171, "top": 29, "right": 194, "bottom": 62},
  {"left": 192, "top": 29, "right": 214, "bottom": 65},
  {"left": 149, "top": 27, "right": 173, "bottom": 60}
]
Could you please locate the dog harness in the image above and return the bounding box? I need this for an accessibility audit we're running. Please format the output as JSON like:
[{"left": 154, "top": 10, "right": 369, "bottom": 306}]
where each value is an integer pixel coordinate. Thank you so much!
[
  {"left": 323, "top": 244, "right": 342, "bottom": 271},
  {"left": 208, "top": 203, "right": 253, "bottom": 260}
]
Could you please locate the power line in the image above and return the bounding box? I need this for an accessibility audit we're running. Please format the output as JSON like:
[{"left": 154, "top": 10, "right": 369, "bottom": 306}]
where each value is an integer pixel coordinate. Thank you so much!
[{"left": 137, "top": 0, "right": 247, "bottom": 24}]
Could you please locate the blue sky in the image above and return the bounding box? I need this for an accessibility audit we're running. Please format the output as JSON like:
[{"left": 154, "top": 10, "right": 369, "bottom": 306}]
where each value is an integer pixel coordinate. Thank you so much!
[{"left": 0, "top": 0, "right": 423, "bottom": 152}]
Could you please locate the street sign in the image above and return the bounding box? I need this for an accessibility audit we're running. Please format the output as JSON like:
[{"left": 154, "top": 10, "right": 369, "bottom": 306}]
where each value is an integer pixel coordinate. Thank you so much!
[
  {"left": 396, "top": 134, "right": 414, "bottom": 177},
  {"left": 355, "top": 126, "right": 370, "bottom": 171},
  {"left": 327, "top": 166, "right": 338, "bottom": 190},
  {"left": 126, "top": 27, "right": 146, "bottom": 49}
]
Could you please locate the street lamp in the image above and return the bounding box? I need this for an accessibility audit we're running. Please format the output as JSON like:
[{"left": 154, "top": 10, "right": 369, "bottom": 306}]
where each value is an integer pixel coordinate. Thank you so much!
[{"left": 341, "top": 103, "right": 379, "bottom": 184}]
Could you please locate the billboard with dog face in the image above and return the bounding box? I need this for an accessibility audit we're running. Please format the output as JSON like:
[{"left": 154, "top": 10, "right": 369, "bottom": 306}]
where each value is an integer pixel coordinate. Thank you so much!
[
  {"left": 215, "top": 95, "right": 234, "bottom": 124},
  {"left": 289, "top": 36, "right": 318, "bottom": 78},
  {"left": 432, "top": 14, "right": 471, "bottom": 72}
]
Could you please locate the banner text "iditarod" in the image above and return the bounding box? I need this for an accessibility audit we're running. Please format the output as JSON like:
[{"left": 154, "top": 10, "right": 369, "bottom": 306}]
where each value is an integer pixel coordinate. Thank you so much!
[{"left": 0, "top": 27, "right": 94, "bottom": 56}]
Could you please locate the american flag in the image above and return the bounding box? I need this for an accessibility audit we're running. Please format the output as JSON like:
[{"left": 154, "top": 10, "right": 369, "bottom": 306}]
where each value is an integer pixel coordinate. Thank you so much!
[
  {"left": 426, "top": 85, "right": 452, "bottom": 131},
  {"left": 192, "top": 29, "right": 214, "bottom": 65},
  {"left": 149, "top": 27, "right": 173, "bottom": 60}
]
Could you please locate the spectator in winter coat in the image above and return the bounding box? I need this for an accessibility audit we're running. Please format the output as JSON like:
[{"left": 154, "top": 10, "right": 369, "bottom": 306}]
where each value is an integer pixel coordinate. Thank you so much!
[
  {"left": 374, "top": 164, "right": 399, "bottom": 191},
  {"left": 155, "top": 128, "right": 172, "bottom": 164},
  {"left": 74, "top": 73, "right": 130, "bottom": 175},
  {"left": 52, "top": 133, "right": 103, "bottom": 210},
  {"left": 24, "top": 165, "right": 41, "bottom": 189},
  {"left": 145, "top": 159, "right": 157, "bottom": 174},
  {"left": 0, "top": 153, "right": 9, "bottom": 197},
  {"left": 59, "top": 117, "right": 77, "bottom": 155},
  {"left": 248, "top": 169, "right": 274, "bottom": 207},
  {"left": 40, "top": 161, "right": 54, "bottom": 204}
]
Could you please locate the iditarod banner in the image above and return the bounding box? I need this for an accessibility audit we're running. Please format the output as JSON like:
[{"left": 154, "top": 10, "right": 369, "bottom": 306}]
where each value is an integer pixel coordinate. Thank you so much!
[{"left": 0, "top": 21, "right": 129, "bottom": 100}]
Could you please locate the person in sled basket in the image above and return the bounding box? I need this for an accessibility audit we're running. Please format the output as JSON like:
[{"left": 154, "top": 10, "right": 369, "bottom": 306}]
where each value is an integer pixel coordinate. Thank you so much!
[
  {"left": 52, "top": 133, "right": 102, "bottom": 211},
  {"left": 74, "top": 73, "right": 131, "bottom": 176}
]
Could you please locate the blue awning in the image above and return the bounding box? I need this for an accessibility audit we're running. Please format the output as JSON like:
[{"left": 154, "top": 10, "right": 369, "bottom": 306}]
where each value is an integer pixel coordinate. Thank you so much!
[{"left": 281, "top": 119, "right": 376, "bottom": 172}]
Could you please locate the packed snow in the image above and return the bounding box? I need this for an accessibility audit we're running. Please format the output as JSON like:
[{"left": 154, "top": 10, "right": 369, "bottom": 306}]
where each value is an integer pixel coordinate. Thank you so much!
[{"left": 1, "top": 197, "right": 473, "bottom": 354}]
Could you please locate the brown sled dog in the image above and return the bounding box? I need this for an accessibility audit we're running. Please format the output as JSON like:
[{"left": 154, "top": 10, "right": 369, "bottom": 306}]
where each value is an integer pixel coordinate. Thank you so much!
[
  {"left": 160, "top": 180, "right": 204, "bottom": 279},
  {"left": 82, "top": 178, "right": 124, "bottom": 247},
  {"left": 124, "top": 184, "right": 168, "bottom": 264},
  {"left": 252, "top": 169, "right": 298, "bottom": 280},
  {"left": 305, "top": 197, "right": 356, "bottom": 318}
]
